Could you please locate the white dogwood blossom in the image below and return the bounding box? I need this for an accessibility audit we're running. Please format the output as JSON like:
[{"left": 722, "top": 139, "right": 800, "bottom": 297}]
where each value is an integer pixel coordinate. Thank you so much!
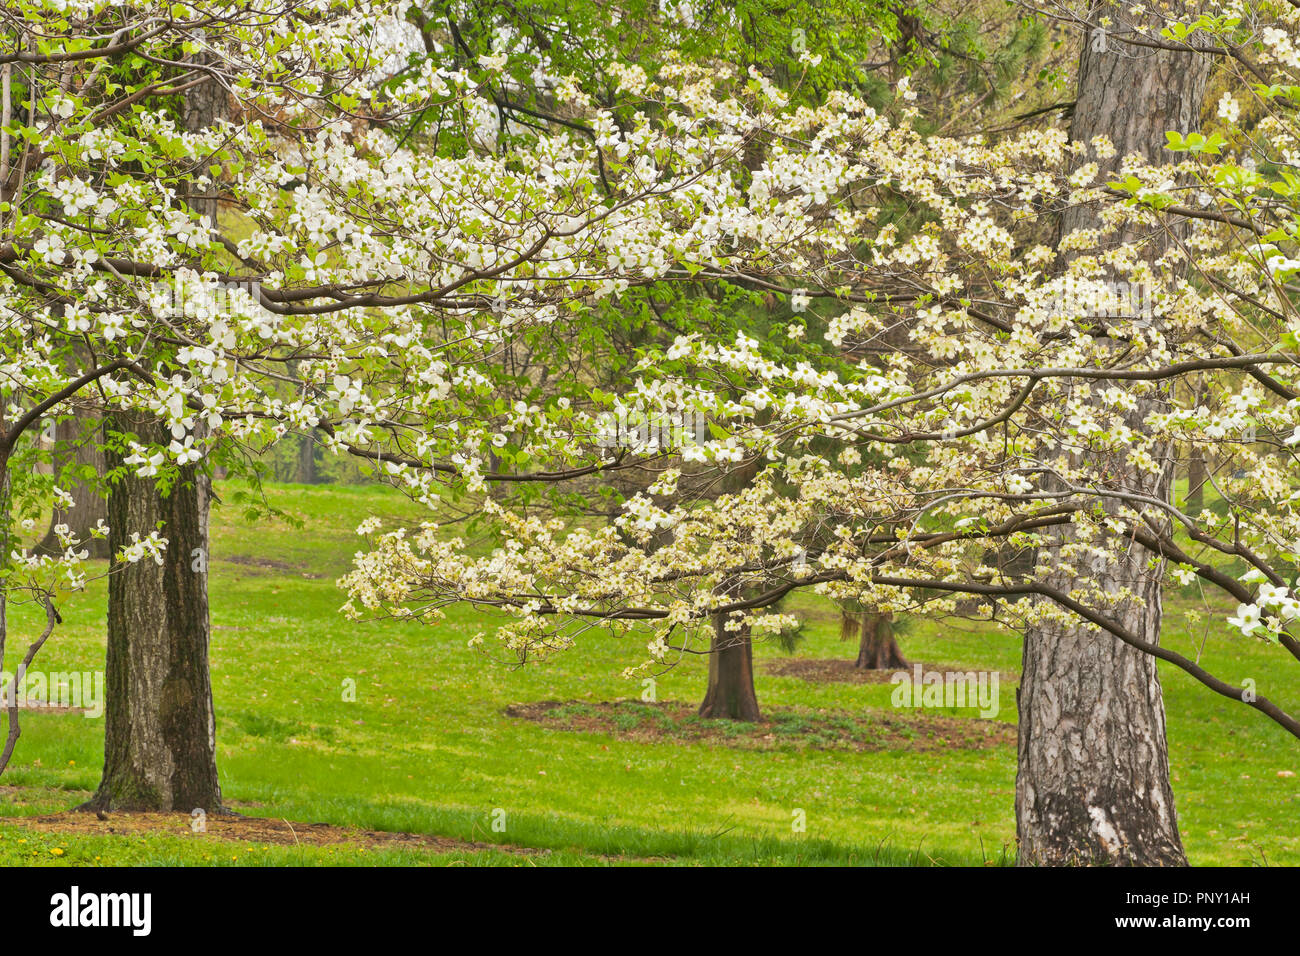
[
  {"left": 4, "top": 1, "right": 1300, "bottom": 738},
  {"left": 330, "top": 4, "right": 1300, "bottom": 736}
]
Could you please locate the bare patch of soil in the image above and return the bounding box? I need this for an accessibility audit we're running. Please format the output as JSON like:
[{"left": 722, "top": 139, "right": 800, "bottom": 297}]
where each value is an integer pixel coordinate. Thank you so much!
[
  {"left": 506, "top": 699, "right": 1013, "bottom": 752},
  {"left": 221, "top": 553, "right": 324, "bottom": 579},
  {"left": 764, "top": 658, "right": 1020, "bottom": 687},
  {"left": 17, "top": 811, "right": 543, "bottom": 855}
]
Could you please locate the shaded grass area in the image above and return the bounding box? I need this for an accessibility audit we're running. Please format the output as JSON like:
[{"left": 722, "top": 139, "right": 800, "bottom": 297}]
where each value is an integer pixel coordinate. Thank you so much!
[{"left": 0, "top": 481, "right": 1295, "bottom": 865}]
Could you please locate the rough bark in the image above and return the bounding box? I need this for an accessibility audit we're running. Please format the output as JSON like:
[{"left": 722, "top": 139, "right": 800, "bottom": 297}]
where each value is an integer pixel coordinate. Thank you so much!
[
  {"left": 698, "top": 612, "right": 762, "bottom": 722},
  {"left": 1186, "top": 450, "right": 1207, "bottom": 515},
  {"left": 87, "top": 414, "right": 220, "bottom": 811},
  {"left": 36, "top": 416, "right": 110, "bottom": 560},
  {"left": 0, "top": 465, "right": 9, "bottom": 745},
  {"left": 853, "top": 611, "right": 907, "bottom": 670},
  {"left": 1016, "top": 5, "right": 1207, "bottom": 866},
  {"left": 180, "top": 64, "right": 225, "bottom": 221},
  {"left": 86, "top": 68, "right": 226, "bottom": 812}
]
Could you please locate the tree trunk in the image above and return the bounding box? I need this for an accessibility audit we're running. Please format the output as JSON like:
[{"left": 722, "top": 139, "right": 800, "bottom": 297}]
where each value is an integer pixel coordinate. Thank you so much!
[
  {"left": 86, "top": 66, "right": 226, "bottom": 813},
  {"left": 294, "top": 429, "right": 319, "bottom": 484},
  {"left": 287, "top": 359, "right": 320, "bottom": 485},
  {"left": 87, "top": 414, "right": 221, "bottom": 811},
  {"left": 854, "top": 611, "right": 907, "bottom": 670},
  {"left": 1186, "top": 449, "right": 1206, "bottom": 515},
  {"left": 0, "top": 464, "right": 9, "bottom": 725},
  {"left": 1016, "top": 4, "right": 1207, "bottom": 866},
  {"left": 698, "top": 611, "right": 761, "bottom": 722},
  {"left": 36, "top": 416, "right": 110, "bottom": 560}
]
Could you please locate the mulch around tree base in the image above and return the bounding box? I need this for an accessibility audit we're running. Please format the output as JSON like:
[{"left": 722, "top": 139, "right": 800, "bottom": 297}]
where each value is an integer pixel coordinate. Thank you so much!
[
  {"left": 763, "top": 658, "right": 1020, "bottom": 686},
  {"left": 15, "top": 811, "right": 541, "bottom": 855},
  {"left": 506, "top": 699, "right": 1014, "bottom": 752}
]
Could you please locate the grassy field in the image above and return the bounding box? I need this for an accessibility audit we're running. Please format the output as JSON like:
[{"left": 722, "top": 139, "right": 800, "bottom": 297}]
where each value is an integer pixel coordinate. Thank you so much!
[{"left": 0, "top": 482, "right": 1295, "bottom": 866}]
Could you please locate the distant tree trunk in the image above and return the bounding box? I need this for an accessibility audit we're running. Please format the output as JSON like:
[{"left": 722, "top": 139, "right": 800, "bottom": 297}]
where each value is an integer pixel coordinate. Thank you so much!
[
  {"left": 1186, "top": 450, "right": 1206, "bottom": 515},
  {"left": 287, "top": 358, "right": 320, "bottom": 485},
  {"left": 698, "top": 611, "right": 761, "bottom": 722},
  {"left": 853, "top": 611, "right": 907, "bottom": 670},
  {"left": 87, "top": 413, "right": 221, "bottom": 811},
  {"left": 1016, "top": 3, "right": 1205, "bottom": 866},
  {"left": 36, "top": 417, "right": 110, "bottom": 559},
  {"left": 294, "top": 429, "right": 319, "bottom": 484}
]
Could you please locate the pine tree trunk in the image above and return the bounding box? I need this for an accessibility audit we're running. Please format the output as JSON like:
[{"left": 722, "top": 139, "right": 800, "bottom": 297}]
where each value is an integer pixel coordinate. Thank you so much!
[
  {"left": 1016, "top": 4, "right": 1207, "bottom": 866},
  {"left": 87, "top": 414, "right": 221, "bottom": 811},
  {"left": 36, "top": 417, "right": 110, "bottom": 559},
  {"left": 854, "top": 611, "right": 907, "bottom": 670},
  {"left": 698, "top": 611, "right": 761, "bottom": 721}
]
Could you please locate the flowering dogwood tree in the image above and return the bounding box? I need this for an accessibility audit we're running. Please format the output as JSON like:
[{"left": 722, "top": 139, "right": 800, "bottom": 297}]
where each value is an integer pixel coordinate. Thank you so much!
[
  {"left": 341, "top": 2, "right": 1300, "bottom": 863},
  {"left": 0, "top": 1, "right": 876, "bottom": 789},
  {"left": 6, "top": 0, "right": 1297, "bottom": 864}
]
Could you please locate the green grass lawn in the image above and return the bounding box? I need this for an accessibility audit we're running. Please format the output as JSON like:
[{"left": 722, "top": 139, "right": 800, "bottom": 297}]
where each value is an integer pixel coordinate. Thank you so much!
[{"left": 0, "top": 482, "right": 1295, "bottom": 865}]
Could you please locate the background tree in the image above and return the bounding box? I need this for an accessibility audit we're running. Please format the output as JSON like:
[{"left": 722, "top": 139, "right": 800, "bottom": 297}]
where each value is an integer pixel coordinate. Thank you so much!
[
  {"left": 842, "top": 608, "right": 908, "bottom": 670},
  {"left": 394, "top": 0, "right": 1062, "bottom": 715},
  {"left": 35, "top": 414, "right": 110, "bottom": 560},
  {"left": 2, "top": 0, "right": 869, "bottom": 777},
  {"left": 340, "top": 6, "right": 1300, "bottom": 873}
]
